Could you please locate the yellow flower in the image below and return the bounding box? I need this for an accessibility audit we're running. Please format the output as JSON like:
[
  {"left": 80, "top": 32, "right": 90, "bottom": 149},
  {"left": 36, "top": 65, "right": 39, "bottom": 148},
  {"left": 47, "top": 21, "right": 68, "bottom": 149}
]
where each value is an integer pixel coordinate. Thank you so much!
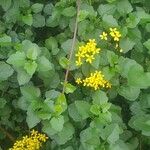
[
  {"left": 110, "top": 28, "right": 117, "bottom": 32},
  {"left": 81, "top": 71, "right": 111, "bottom": 90},
  {"left": 76, "top": 78, "right": 82, "bottom": 84},
  {"left": 75, "top": 39, "right": 100, "bottom": 66},
  {"left": 115, "top": 43, "right": 119, "bottom": 49},
  {"left": 120, "top": 48, "right": 123, "bottom": 52},
  {"left": 9, "top": 130, "right": 48, "bottom": 150},
  {"left": 100, "top": 32, "right": 108, "bottom": 40},
  {"left": 85, "top": 54, "right": 95, "bottom": 64},
  {"left": 109, "top": 28, "right": 121, "bottom": 42}
]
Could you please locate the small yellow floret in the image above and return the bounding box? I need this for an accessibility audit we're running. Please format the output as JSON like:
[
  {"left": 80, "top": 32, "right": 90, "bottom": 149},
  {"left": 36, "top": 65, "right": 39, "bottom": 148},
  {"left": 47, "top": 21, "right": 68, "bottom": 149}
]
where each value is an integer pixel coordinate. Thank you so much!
[
  {"left": 120, "top": 48, "right": 123, "bottom": 52},
  {"left": 100, "top": 32, "right": 108, "bottom": 41},
  {"left": 76, "top": 78, "right": 82, "bottom": 84}
]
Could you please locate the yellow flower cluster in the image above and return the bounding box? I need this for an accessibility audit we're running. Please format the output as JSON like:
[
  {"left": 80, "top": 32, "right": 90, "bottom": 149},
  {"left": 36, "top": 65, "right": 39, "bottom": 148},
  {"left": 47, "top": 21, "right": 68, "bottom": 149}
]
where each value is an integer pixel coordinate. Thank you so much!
[
  {"left": 109, "top": 28, "right": 121, "bottom": 42},
  {"left": 75, "top": 39, "right": 100, "bottom": 66},
  {"left": 9, "top": 130, "right": 48, "bottom": 150},
  {"left": 100, "top": 28, "right": 122, "bottom": 52},
  {"left": 76, "top": 71, "right": 111, "bottom": 90}
]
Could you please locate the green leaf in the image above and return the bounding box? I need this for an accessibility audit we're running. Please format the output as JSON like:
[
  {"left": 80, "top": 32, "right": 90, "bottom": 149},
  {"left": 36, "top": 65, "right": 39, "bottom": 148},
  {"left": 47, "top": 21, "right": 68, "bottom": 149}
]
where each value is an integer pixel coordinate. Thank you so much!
[
  {"left": 129, "top": 115, "right": 150, "bottom": 136},
  {"left": 33, "top": 14, "right": 45, "bottom": 28},
  {"left": 68, "top": 103, "right": 82, "bottom": 122},
  {"left": 143, "top": 39, "right": 150, "bottom": 54},
  {"left": 20, "top": 84, "right": 40, "bottom": 100},
  {"left": 42, "top": 120, "right": 58, "bottom": 136},
  {"left": 92, "top": 90, "right": 108, "bottom": 105},
  {"left": 7, "top": 51, "right": 26, "bottom": 67},
  {"left": 100, "top": 123, "right": 121, "bottom": 144},
  {"left": 62, "top": 146, "right": 73, "bottom": 150},
  {"left": 91, "top": 54, "right": 100, "bottom": 69},
  {"left": 22, "top": 14, "right": 33, "bottom": 26},
  {"left": 26, "top": 106, "right": 41, "bottom": 129},
  {"left": 50, "top": 115, "right": 64, "bottom": 132},
  {"left": 61, "top": 39, "right": 73, "bottom": 54},
  {"left": 17, "top": 96, "right": 29, "bottom": 111},
  {"left": 101, "top": 103, "right": 111, "bottom": 113},
  {"left": 26, "top": 45, "right": 38, "bottom": 60},
  {"left": 90, "top": 104, "right": 100, "bottom": 115},
  {"left": 38, "top": 56, "right": 53, "bottom": 72},
  {"left": 107, "top": 51, "right": 118, "bottom": 66},
  {"left": 118, "top": 85, "right": 140, "bottom": 101},
  {"left": 0, "top": 34, "right": 11, "bottom": 45},
  {"left": 117, "top": 0, "right": 133, "bottom": 15},
  {"left": 120, "top": 37, "right": 135, "bottom": 53},
  {"left": 46, "top": 15, "right": 59, "bottom": 28},
  {"left": 45, "top": 90, "right": 60, "bottom": 99},
  {"left": 78, "top": 10, "right": 89, "bottom": 22},
  {"left": 75, "top": 101, "right": 91, "bottom": 120},
  {"left": 17, "top": 69, "right": 31, "bottom": 85},
  {"left": 52, "top": 122, "right": 74, "bottom": 145},
  {"left": 44, "top": 3, "right": 53, "bottom": 15},
  {"left": 80, "top": 3, "right": 97, "bottom": 18},
  {"left": 0, "top": 98, "right": 7, "bottom": 109},
  {"left": 62, "top": 6, "right": 76, "bottom": 17},
  {"left": 109, "top": 140, "right": 130, "bottom": 150},
  {"left": 118, "top": 57, "right": 137, "bottom": 78},
  {"left": 31, "top": 3, "right": 43, "bottom": 13},
  {"left": 126, "top": 13, "right": 140, "bottom": 28},
  {"left": 98, "top": 4, "right": 116, "bottom": 17},
  {"left": 55, "top": 94, "right": 67, "bottom": 114},
  {"left": 127, "top": 64, "right": 150, "bottom": 88},
  {"left": 59, "top": 57, "right": 69, "bottom": 69},
  {"left": 0, "top": 61, "right": 14, "bottom": 81},
  {"left": 106, "top": 0, "right": 117, "bottom": 3},
  {"left": 37, "top": 111, "right": 51, "bottom": 120},
  {"left": 24, "top": 61, "right": 37, "bottom": 76},
  {"left": 80, "top": 127, "right": 100, "bottom": 149},
  {"left": 0, "top": 0, "right": 11, "bottom": 11},
  {"left": 45, "top": 37, "right": 59, "bottom": 55},
  {"left": 102, "top": 15, "right": 118, "bottom": 28},
  {"left": 65, "top": 83, "right": 76, "bottom": 94}
]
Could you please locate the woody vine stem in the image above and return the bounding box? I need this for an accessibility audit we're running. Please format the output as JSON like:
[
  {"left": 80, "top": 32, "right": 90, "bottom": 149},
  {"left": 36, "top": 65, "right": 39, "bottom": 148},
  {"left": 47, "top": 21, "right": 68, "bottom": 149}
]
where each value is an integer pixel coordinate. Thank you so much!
[{"left": 62, "top": 0, "right": 81, "bottom": 93}]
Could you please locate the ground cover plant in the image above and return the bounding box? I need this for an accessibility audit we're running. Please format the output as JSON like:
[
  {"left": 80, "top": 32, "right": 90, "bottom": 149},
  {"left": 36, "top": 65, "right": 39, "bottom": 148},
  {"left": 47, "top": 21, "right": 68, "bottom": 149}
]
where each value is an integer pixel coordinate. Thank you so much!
[{"left": 0, "top": 0, "right": 150, "bottom": 149}]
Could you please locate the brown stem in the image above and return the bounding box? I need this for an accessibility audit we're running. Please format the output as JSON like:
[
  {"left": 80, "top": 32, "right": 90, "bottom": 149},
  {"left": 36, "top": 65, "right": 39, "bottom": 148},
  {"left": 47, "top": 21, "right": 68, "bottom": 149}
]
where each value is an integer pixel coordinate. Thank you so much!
[
  {"left": 62, "top": 0, "right": 81, "bottom": 93},
  {"left": 0, "top": 126, "right": 15, "bottom": 142}
]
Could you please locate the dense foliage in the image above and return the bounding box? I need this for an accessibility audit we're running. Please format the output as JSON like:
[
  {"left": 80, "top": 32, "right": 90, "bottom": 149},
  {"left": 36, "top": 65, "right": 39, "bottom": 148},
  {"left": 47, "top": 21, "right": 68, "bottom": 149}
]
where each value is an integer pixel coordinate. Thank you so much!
[{"left": 0, "top": 0, "right": 150, "bottom": 149}]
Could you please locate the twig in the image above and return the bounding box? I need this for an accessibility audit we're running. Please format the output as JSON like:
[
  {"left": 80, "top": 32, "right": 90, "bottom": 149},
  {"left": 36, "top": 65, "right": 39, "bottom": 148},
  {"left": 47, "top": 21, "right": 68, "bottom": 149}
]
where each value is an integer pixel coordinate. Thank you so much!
[
  {"left": 0, "top": 126, "right": 15, "bottom": 142},
  {"left": 62, "top": 0, "right": 81, "bottom": 93}
]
